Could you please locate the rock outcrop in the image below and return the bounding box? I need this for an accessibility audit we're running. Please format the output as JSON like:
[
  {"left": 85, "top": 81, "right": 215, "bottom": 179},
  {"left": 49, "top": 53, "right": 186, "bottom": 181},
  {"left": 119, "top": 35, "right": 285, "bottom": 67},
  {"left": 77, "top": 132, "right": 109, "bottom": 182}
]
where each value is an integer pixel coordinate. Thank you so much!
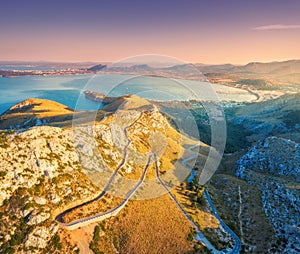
[
  {"left": 235, "top": 137, "right": 300, "bottom": 253},
  {"left": 236, "top": 137, "right": 300, "bottom": 181},
  {"left": 0, "top": 96, "right": 192, "bottom": 253}
]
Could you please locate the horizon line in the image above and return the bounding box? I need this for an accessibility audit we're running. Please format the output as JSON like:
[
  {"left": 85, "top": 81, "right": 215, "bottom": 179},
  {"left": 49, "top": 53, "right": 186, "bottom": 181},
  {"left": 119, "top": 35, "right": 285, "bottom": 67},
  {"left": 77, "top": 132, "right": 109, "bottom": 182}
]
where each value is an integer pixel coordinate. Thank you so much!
[{"left": 0, "top": 58, "right": 299, "bottom": 66}]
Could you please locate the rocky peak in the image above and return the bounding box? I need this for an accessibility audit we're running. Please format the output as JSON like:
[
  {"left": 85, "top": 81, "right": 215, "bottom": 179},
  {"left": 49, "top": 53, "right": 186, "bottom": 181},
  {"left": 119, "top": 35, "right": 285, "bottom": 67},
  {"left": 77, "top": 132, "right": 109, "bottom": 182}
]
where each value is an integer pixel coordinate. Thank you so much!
[{"left": 236, "top": 136, "right": 300, "bottom": 181}]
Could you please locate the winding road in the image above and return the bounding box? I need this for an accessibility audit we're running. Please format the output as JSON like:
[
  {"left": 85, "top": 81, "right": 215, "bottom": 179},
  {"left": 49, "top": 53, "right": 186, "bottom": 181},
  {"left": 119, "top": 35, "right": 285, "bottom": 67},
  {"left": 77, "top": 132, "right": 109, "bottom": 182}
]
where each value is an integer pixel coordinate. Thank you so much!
[
  {"left": 182, "top": 143, "right": 202, "bottom": 183},
  {"left": 59, "top": 155, "right": 151, "bottom": 228},
  {"left": 56, "top": 113, "right": 143, "bottom": 224},
  {"left": 56, "top": 113, "right": 241, "bottom": 253},
  {"left": 154, "top": 153, "right": 220, "bottom": 254},
  {"left": 183, "top": 144, "right": 241, "bottom": 254},
  {"left": 204, "top": 189, "right": 241, "bottom": 254}
]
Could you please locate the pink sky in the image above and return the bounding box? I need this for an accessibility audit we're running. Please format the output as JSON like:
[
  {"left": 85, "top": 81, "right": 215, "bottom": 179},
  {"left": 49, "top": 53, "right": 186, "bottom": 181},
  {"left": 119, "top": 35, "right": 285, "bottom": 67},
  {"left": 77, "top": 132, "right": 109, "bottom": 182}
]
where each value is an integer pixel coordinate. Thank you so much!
[{"left": 1, "top": 0, "right": 300, "bottom": 64}]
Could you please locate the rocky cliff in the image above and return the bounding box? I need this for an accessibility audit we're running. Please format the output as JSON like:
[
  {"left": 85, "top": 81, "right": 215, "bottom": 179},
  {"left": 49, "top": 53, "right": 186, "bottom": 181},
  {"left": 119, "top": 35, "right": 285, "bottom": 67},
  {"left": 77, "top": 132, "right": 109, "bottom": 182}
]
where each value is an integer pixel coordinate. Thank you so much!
[
  {"left": 236, "top": 136, "right": 300, "bottom": 181},
  {"left": 0, "top": 96, "right": 198, "bottom": 253},
  {"left": 235, "top": 137, "right": 300, "bottom": 253}
]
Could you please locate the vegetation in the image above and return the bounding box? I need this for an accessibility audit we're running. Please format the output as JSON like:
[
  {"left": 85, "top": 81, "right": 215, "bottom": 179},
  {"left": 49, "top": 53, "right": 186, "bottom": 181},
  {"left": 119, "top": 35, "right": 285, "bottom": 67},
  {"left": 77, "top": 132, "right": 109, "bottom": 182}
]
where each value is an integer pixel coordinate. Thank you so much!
[
  {"left": 52, "top": 234, "right": 62, "bottom": 250},
  {"left": 224, "top": 121, "right": 252, "bottom": 153},
  {"left": 93, "top": 226, "right": 101, "bottom": 241},
  {"left": 190, "top": 105, "right": 253, "bottom": 153},
  {"left": 187, "top": 228, "right": 196, "bottom": 242},
  {"left": 207, "top": 174, "right": 277, "bottom": 252},
  {"left": 0, "top": 132, "right": 9, "bottom": 149},
  {"left": 89, "top": 225, "right": 104, "bottom": 254},
  {"left": 282, "top": 110, "right": 300, "bottom": 129}
]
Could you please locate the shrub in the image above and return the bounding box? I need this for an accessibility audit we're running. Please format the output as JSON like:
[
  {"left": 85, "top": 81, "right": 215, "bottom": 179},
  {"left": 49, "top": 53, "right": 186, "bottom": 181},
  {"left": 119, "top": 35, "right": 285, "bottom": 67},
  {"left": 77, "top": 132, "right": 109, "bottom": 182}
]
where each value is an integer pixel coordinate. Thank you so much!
[
  {"left": 52, "top": 234, "right": 62, "bottom": 250},
  {"left": 10, "top": 234, "right": 23, "bottom": 246},
  {"left": 93, "top": 225, "right": 100, "bottom": 241},
  {"left": 187, "top": 232, "right": 194, "bottom": 242}
]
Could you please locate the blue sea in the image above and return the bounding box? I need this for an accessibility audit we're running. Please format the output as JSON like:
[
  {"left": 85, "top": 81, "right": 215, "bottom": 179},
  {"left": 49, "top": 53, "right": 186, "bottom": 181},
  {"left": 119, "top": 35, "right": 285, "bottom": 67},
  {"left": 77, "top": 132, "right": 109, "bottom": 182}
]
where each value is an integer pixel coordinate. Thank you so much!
[
  {"left": 0, "top": 72, "right": 256, "bottom": 114},
  {"left": 0, "top": 75, "right": 95, "bottom": 114}
]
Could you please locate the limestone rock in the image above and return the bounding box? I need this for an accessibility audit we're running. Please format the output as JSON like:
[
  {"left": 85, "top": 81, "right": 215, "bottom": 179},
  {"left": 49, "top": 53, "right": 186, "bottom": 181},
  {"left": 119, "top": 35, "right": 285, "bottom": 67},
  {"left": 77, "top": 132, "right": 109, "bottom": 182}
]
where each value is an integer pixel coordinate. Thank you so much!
[
  {"left": 25, "top": 227, "right": 52, "bottom": 249},
  {"left": 27, "top": 211, "right": 50, "bottom": 225}
]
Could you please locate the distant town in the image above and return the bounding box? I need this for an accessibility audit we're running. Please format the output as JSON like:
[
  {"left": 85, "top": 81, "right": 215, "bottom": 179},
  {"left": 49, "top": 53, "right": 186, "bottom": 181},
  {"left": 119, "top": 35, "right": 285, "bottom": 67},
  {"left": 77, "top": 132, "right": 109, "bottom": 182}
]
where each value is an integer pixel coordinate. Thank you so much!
[{"left": 0, "top": 64, "right": 107, "bottom": 78}]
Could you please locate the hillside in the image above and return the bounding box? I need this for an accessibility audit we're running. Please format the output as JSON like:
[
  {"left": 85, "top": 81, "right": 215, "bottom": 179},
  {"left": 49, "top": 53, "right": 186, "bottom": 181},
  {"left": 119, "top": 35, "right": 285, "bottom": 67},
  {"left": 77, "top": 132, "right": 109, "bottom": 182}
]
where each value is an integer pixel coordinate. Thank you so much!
[
  {"left": 234, "top": 136, "right": 300, "bottom": 252},
  {"left": 0, "top": 97, "right": 222, "bottom": 253},
  {"left": 195, "top": 60, "right": 300, "bottom": 100},
  {"left": 0, "top": 98, "right": 74, "bottom": 129},
  {"left": 201, "top": 91, "right": 300, "bottom": 253},
  {"left": 2, "top": 92, "right": 298, "bottom": 253}
]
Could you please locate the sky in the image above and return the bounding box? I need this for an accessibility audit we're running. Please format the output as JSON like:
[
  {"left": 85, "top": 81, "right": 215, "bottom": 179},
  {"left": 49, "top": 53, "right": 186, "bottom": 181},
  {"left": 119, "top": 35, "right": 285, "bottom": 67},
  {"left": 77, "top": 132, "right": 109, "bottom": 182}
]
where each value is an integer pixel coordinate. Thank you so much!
[{"left": 0, "top": 0, "right": 300, "bottom": 64}]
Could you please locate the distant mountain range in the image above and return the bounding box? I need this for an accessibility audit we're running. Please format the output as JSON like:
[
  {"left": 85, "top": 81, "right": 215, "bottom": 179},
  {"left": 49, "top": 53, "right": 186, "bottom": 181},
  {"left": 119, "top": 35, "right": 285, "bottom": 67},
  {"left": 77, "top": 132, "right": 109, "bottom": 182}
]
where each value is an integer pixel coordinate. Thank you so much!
[
  {"left": 105, "top": 59, "right": 300, "bottom": 76},
  {"left": 1, "top": 59, "right": 300, "bottom": 91},
  {"left": 195, "top": 59, "right": 300, "bottom": 75},
  {"left": 1, "top": 59, "right": 300, "bottom": 73}
]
